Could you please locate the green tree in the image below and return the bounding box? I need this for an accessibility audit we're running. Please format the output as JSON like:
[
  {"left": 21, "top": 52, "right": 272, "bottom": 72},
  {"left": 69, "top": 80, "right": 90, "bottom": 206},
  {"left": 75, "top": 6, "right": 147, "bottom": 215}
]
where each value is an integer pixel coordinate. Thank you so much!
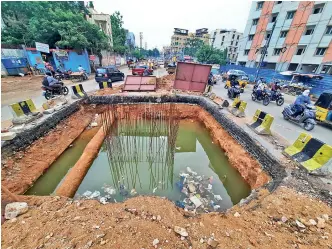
[
  {"left": 183, "top": 38, "right": 204, "bottom": 57},
  {"left": 196, "top": 45, "right": 226, "bottom": 65},
  {"left": 152, "top": 48, "right": 160, "bottom": 57},
  {"left": 110, "top": 11, "right": 127, "bottom": 54}
]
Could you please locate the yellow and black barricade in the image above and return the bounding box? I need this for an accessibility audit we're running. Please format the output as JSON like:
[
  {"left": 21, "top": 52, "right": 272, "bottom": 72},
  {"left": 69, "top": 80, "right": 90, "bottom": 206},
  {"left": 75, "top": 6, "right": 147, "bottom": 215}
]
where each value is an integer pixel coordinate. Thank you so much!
[
  {"left": 10, "top": 99, "right": 37, "bottom": 117},
  {"left": 98, "top": 82, "right": 112, "bottom": 89},
  {"left": 284, "top": 133, "right": 332, "bottom": 171},
  {"left": 229, "top": 98, "right": 247, "bottom": 117},
  {"left": 246, "top": 109, "right": 274, "bottom": 135},
  {"left": 72, "top": 84, "right": 87, "bottom": 98}
]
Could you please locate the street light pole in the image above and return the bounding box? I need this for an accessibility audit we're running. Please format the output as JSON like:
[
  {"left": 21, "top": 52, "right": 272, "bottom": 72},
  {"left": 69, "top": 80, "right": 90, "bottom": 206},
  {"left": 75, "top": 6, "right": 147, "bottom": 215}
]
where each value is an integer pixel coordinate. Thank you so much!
[{"left": 254, "top": 21, "right": 276, "bottom": 82}]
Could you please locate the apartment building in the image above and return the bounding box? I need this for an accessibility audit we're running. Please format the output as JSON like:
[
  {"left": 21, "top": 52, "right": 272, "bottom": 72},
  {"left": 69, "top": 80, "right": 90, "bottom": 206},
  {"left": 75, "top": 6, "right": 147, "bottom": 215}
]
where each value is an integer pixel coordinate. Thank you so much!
[
  {"left": 237, "top": 1, "right": 332, "bottom": 74},
  {"left": 170, "top": 28, "right": 210, "bottom": 53},
  {"left": 211, "top": 29, "right": 243, "bottom": 63}
]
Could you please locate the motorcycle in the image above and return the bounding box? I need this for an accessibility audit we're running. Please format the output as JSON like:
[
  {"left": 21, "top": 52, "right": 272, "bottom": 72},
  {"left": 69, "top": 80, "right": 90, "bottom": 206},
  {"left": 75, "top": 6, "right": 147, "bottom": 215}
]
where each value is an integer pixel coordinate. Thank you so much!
[
  {"left": 55, "top": 69, "right": 72, "bottom": 81},
  {"left": 282, "top": 104, "right": 317, "bottom": 131},
  {"left": 227, "top": 85, "right": 241, "bottom": 99},
  {"left": 270, "top": 89, "right": 285, "bottom": 106},
  {"left": 251, "top": 87, "right": 270, "bottom": 106},
  {"left": 41, "top": 81, "right": 69, "bottom": 100}
]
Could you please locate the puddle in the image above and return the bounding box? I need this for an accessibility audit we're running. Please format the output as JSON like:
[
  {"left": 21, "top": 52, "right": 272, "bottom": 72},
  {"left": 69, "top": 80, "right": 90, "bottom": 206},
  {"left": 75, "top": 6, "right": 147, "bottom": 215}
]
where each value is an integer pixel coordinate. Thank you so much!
[
  {"left": 76, "top": 120, "right": 251, "bottom": 211},
  {"left": 25, "top": 127, "right": 99, "bottom": 195}
]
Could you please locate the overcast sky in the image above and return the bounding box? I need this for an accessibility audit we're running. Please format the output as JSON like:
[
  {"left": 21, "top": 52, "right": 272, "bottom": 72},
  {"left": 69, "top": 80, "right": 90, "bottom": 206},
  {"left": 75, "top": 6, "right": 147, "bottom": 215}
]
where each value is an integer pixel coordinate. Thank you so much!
[{"left": 94, "top": 0, "right": 252, "bottom": 50}]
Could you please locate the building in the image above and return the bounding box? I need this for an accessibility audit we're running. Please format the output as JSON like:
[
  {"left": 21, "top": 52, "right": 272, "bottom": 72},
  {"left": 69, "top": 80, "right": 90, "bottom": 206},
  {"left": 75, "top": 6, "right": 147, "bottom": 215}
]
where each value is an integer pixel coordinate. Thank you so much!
[
  {"left": 237, "top": 1, "right": 332, "bottom": 74},
  {"left": 86, "top": 8, "right": 113, "bottom": 47},
  {"left": 211, "top": 29, "right": 243, "bottom": 63},
  {"left": 170, "top": 28, "right": 210, "bottom": 53},
  {"left": 125, "top": 31, "right": 135, "bottom": 49}
]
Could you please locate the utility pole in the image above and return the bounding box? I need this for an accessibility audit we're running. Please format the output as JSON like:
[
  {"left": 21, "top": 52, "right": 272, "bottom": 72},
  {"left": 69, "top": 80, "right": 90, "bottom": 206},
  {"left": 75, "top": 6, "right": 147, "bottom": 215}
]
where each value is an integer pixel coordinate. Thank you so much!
[
  {"left": 254, "top": 21, "right": 277, "bottom": 82},
  {"left": 139, "top": 32, "right": 143, "bottom": 50}
]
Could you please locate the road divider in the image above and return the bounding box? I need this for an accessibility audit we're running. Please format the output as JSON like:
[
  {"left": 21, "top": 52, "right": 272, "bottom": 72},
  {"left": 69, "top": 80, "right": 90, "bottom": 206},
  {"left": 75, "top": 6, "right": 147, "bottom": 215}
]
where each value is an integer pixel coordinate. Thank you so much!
[
  {"left": 284, "top": 133, "right": 332, "bottom": 171},
  {"left": 246, "top": 109, "right": 274, "bottom": 135},
  {"left": 98, "top": 82, "right": 112, "bottom": 89},
  {"left": 10, "top": 99, "right": 37, "bottom": 117},
  {"left": 229, "top": 98, "right": 246, "bottom": 117},
  {"left": 72, "top": 84, "right": 87, "bottom": 98}
]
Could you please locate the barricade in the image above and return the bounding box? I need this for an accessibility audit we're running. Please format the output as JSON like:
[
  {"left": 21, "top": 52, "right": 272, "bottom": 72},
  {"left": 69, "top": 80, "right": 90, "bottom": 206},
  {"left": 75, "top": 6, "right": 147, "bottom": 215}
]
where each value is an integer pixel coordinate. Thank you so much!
[
  {"left": 10, "top": 99, "right": 37, "bottom": 117},
  {"left": 246, "top": 109, "right": 274, "bottom": 135},
  {"left": 72, "top": 84, "right": 87, "bottom": 98},
  {"left": 229, "top": 98, "right": 247, "bottom": 117},
  {"left": 98, "top": 82, "right": 112, "bottom": 89},
  {"left": 284, "top": 133, "right": 332, "bottom": 171}
]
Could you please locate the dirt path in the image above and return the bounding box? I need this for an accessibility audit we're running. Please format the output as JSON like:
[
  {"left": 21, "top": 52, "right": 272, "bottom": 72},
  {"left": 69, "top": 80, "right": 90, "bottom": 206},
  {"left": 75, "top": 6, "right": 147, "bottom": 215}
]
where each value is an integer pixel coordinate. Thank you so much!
[{"left": 1, "top": 187, "right": 331, "bottom": 249}]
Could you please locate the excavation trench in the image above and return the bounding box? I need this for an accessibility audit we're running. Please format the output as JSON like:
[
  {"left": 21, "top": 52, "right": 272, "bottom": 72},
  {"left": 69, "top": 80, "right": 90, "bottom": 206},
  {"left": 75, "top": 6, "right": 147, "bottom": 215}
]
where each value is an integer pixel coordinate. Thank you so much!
[{"left": 21, "top": 100, "right": 276, "bottom": 212}]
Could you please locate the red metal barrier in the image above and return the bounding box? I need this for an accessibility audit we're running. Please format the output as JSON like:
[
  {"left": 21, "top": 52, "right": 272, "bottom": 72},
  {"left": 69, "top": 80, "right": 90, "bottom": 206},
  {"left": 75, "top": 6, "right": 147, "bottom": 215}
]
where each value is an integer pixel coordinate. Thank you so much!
[
  {"left": 174, "top": 62, "right": 211, "bottom": 92},
  {"left": 123, "top": 75, "right": 156, "bottom": 91}
]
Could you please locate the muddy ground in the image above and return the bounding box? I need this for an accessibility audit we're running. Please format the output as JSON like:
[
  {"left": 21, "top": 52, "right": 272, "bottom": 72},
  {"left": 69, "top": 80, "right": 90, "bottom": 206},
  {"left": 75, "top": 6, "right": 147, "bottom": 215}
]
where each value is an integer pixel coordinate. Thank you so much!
[{"left": 1, "top": 187, "right": 331, "bottom": 249}]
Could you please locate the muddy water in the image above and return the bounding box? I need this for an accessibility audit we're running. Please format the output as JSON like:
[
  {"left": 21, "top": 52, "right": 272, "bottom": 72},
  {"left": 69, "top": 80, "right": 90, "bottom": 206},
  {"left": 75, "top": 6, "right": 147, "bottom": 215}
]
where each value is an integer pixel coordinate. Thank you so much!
[
  {"left": 76, "top": 120, "right": 251, "bottom": 210},
  {"left": 24, "top": 127, "right": 99, "bottom": 196}
]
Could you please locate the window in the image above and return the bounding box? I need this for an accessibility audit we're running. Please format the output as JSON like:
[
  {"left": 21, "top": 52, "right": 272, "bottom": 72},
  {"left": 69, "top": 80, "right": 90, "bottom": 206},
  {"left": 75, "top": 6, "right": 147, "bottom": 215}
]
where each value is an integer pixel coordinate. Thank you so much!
[
  {"left": 252, "top": 18, "right": 259, "bottom": 25},
  {"left": 304, "top": 25, "right": 315, "bottom": 35},
  {"left": 280, "top": 30, "right": 288, "bottom": 38},
  {"left": 222, "top": 36, "right": 225, "bottom": 41},
  {"left": 276, "top": 1, "right": 282, "bottom": 4},
  {"left": 237, "top": 35, "right": 240, "bottom": 40},
  {"left": 296, "top": 46, "right": 306, "bottom": 55},
  {"left": 265, "top": 32, "right": 271, "bottom": 40},
  {"left": 234, "top": 47, "right": 237, "bottom": 52},
  {"left": 236, "top": 42, "right": 238, "bottom": 46},
  {"left": 286, "top": 11, "right": 295, "bottom": 19},
  {"left": 273, "top": 48, "right": 282, "bottom": 56},
  {"left": 325, "top": 26, "right": 332, "bottom": 35},
  {"left": 315, "top": 47, "right": 327, "bottom": 56},
  {"left": 231, "top": 41, "right": 233, "bottom": 45},
  {"left": 256, "top": 1, "right": 263, "bottom": 10},
  {"left": 244, "top": 49, "right": 250, "bottom": 55},
  {"left": 271, "top": 13, "right": 278, "bottom": 23},
  {"left": 313, "top": 3, "right": 324, "bottom": 14},
  {"left": 321, "top": 65, "right": 331, "bottom": 74},
  {"left": 221, "top": 42, "right": 224, "bottom": 46},
  {"left": 232, "top": 34, "right": 235, "bottom": 39},
  {"left": 248, "top": 34, "right": 254, "bottom": 41}
]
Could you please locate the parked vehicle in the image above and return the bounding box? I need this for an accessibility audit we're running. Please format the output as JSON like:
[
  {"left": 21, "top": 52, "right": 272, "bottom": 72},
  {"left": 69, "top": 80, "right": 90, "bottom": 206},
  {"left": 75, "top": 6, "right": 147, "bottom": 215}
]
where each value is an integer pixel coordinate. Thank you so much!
[
  {"left": 282, "top": 104, "right": 317, "bottom": 131},
  {"left": 226, "top": 69, "right": 247, "bottom": 77},
  {"left": 251, "top": 87, "right": 270, "bottom": 106},
  {"left": 314, "top": 91, "right": 332, "bottom": 126},
  {"left": 95, "top": 66, "right": 124, "bottom": 83},
  {"left": 132, "top": 65, "right": 153, "bottom": 76},
  {"left": 167, "top": 63, "right": 176, "bottom": 74},
  {"left": 55, "top": 69, "right": 72, "bottom": 81},
  {"left": 42, "top": 81, "right": 69, "bottom": 100},
  {"left": 227, "top": 85, "right": 241, "bottom": 99}
]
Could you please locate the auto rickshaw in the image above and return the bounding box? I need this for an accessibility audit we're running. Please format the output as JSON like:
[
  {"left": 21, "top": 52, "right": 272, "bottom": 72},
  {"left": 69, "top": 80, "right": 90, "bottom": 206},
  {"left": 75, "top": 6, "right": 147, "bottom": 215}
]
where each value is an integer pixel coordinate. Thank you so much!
[
  {"left": 224, "top": 75, "right": 247, "bottom": 93},
  {"left": 315, "top": 91, "right": 332, "bottom": 125}
]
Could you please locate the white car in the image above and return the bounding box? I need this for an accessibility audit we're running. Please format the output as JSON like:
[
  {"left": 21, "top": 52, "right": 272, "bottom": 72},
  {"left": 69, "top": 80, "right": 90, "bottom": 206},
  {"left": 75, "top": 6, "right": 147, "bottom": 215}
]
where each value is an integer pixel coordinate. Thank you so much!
[{"left": 226, "top": 69, "right": 247, "bottom": 77}]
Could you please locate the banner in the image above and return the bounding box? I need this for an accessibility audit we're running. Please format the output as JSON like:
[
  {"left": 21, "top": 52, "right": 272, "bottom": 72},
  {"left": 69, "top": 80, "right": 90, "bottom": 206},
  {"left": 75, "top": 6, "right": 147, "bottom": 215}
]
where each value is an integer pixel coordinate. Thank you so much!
[{"left": 35, "top": 42, "right": 49, "bottom": 53}]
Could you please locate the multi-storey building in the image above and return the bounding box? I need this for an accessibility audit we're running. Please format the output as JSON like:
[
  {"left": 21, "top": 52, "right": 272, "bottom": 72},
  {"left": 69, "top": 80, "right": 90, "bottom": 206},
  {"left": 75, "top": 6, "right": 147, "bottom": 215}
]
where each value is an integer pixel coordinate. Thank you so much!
[
  {"left": 237, "top": 1, "right": 332, "bottom": 74},
  {"left": 125, "top": 31, "right": 135, "bottom": 49},
  {"left": 211, "top": 29, "right": 243, "bottom": 63},
  {"left": 170, "top": 28, "right": 210, "bottom": 53}
]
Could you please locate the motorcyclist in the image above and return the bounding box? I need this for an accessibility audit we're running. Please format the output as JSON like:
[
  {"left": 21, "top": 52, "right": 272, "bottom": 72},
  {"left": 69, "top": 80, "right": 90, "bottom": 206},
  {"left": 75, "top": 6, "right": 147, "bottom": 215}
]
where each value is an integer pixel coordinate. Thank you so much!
[
  {"left": 42, "top": 72, "right": 63, "bottom": 93},
  {"left": 143, "top": 68, "right": 150, "bottom": 76},
  {"left": 230, "top": 75, "right": 239, "bottom": 87},
  {"left": 256, "top": 80, "right": 267, "bottom": 100},
  {"left": 205, "top": 72, "right": 214, "bottom": 93},
  {"left": 271, "top": 80, "right": 281, "bottom": 98},
  {"left": 292, "top": 89, "right": 311, "bottom": 118},
  {"left": 78, "top": 65, "right": 88, "bottom": 79}
]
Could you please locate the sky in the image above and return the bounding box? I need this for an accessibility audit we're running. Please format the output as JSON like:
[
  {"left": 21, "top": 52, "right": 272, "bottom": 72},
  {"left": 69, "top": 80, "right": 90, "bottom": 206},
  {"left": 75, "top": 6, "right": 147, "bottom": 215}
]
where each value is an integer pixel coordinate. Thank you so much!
[{"left": 93, "top": 0, "right": 252, "bottom": 50}]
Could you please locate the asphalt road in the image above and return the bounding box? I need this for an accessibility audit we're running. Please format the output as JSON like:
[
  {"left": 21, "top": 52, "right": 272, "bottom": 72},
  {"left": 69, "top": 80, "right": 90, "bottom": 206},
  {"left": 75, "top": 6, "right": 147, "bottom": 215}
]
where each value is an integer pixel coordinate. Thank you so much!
[
  {"left": 2, "top": 67, "right": 331, "bottom": 145},
  {"left": 213, "top": 81, "right": 332, "bottom": 145}
]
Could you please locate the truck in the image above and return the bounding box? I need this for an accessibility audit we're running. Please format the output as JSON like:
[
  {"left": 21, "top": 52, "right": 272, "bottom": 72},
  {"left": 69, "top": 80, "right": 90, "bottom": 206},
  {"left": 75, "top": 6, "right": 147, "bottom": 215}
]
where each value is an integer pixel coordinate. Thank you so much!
[{"left": 132, "top": 65, "right": 153, "bottom": 76}]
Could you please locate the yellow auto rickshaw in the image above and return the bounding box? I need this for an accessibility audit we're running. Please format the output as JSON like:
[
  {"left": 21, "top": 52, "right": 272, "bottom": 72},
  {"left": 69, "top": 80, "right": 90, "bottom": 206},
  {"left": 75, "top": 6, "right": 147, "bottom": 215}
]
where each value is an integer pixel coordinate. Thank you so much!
[
  {"left": 224, "top": 75, "right": 248, "bottom": 93},
  {"left": 315, "top": 91, "right": 332, "bottom": 125}
]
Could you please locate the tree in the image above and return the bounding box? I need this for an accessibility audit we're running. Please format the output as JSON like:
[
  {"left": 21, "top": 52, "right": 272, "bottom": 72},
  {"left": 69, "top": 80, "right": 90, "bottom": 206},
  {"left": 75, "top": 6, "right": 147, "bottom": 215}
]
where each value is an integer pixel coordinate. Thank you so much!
[
  {"left": 196, "top": 45, "right": 226, "bottom": 65},
  {"left": 183, "top": 38, "right": 204, "bottom": 57},
  {"left": 110, "top": 11, "right": 127, "bottom": 54},
  {"left": 152, "top": 48, "right": 160, "bottom": 57}
]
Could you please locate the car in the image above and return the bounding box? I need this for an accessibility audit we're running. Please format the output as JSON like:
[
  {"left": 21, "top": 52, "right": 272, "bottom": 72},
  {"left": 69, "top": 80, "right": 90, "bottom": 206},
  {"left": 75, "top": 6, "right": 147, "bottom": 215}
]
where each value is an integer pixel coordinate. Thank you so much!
[
  {"left": 226, "top": 69, "right": 247, "bottom": 77},
  {"left": 95, "top": 66, "right": 124, "bottom": 83},
  {"left": 132, "top": 65, "right": 153, "bottom": 76}
]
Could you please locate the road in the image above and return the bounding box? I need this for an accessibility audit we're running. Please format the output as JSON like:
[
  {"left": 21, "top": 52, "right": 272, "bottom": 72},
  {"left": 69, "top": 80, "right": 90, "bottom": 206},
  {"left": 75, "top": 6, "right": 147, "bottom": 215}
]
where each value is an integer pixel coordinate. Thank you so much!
[
  {"left": 213, "top": 82, "right": 332, "bottom": 145},
  {"left": 2, "top": 68, "right": 331, "bottom": 145},
  {"left": 1, "top": 67, "right": 167, "bottom": 121}
]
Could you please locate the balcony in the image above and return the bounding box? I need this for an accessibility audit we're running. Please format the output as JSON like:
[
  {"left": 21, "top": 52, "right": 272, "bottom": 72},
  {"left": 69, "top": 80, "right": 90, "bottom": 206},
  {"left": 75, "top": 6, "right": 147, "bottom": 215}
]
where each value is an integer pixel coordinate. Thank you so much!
[
  {"left": 249, "top": 25, "right": 257, "bottom": 35},
  {"left": 245, "top": 41, "right": 252, "bottom": 49},
  {"left": 266, "top": 22, "right": 275, "bottom": 31},
  {"left": 299, "top": 35, "right": 312, "bottom": 45},
  {"left": 307, "top": 13, "right": 322, "bottom": 24}
]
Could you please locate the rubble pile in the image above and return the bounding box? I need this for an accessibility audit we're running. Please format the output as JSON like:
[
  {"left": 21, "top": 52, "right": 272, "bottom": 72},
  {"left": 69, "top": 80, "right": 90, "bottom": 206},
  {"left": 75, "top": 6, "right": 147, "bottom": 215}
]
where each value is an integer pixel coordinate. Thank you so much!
[
  {"left": 156, "top": 75, "right": 174, "bottom": 91},
  {"left": 174, "top": 167, "right": 224, "bottom": 213}
]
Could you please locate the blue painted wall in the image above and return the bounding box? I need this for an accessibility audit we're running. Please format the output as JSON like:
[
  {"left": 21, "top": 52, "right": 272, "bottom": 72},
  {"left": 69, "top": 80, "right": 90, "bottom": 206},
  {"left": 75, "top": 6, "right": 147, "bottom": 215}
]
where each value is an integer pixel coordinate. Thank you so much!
[
  {"left": 26, "top": 50, "right": 45, "bottom": 69},
  {"left": 220, "top": 65, "right": 332, "bottom": 97},
  {"left": 54, "top": 49, "right": 91, "bottom": 74}
]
